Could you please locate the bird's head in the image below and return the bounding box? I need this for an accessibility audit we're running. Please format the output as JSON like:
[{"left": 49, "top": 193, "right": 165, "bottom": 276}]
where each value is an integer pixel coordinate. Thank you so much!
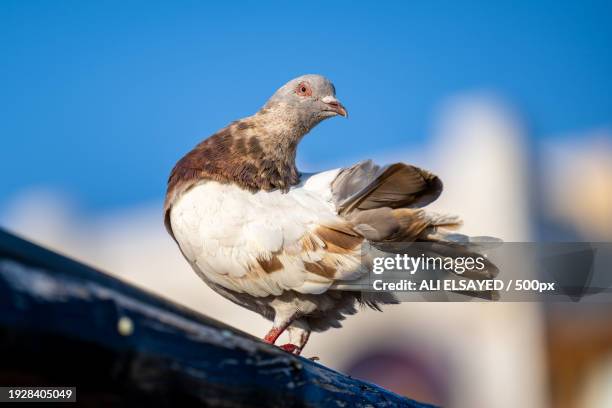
[{"left": 263, "top": 74, "right": 347, "bottom": 129}]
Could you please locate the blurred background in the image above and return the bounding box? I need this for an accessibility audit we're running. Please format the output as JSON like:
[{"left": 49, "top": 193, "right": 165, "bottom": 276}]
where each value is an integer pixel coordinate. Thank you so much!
[{"left": 1, "top": 1, "right": 611, "bottom": 407}]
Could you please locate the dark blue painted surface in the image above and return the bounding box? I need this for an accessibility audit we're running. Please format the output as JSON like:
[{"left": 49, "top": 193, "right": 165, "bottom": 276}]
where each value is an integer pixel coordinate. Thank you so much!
[{"left": 0, "top": 228, "right": 435, "bottom": 407}]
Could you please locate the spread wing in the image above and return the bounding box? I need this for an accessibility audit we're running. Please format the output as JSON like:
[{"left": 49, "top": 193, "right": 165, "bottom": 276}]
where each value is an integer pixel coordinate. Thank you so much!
[{"left": 332, "top": 160, "right": 443, "bottom": 215}]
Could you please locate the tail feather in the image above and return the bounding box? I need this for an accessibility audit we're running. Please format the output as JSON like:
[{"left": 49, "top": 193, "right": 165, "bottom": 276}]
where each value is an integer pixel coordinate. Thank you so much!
[
  {"left": 330, "top": 160, "right": 501, "bottom": 300},
  {"left": 352, "top": 210, "right": 501, "bottom": 299}
]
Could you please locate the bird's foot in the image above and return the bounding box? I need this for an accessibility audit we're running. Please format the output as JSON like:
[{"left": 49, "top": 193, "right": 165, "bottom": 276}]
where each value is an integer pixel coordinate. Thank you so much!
[{"left": 279, "top": 343, "right": 301, "bottom": 355}]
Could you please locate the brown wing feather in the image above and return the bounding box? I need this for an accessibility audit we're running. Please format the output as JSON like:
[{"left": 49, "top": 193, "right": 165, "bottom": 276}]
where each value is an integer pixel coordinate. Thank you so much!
[{"left": 332, "top": 160, "right": 443, "bottom": 216}]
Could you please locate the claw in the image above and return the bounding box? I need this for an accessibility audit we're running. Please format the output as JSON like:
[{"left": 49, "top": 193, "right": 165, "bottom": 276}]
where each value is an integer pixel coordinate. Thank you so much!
[{"left": 279, "top": 343, "right": 301, "bottom": 354}]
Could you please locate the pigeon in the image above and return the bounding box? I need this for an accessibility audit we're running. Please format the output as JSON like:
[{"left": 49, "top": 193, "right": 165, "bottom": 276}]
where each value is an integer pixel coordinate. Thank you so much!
[{"left": 164, "top": 74, "right": 497, "bottom": 355}]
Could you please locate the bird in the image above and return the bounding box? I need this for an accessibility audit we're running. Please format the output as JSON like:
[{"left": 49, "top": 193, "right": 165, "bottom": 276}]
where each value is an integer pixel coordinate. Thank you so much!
[{"left": 164, "top": 74, "right": 497, "bottom": 355}]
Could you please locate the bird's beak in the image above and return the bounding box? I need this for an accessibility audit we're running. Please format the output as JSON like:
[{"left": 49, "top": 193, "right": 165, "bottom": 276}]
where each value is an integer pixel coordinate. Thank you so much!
[{"left": 322, "top": 96, "right": 348, "bottom": 118}]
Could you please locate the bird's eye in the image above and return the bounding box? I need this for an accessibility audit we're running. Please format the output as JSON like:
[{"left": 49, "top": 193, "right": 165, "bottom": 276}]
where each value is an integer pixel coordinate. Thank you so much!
[{"left": 296, "top": 82, "right": 312, "bottom": 97}]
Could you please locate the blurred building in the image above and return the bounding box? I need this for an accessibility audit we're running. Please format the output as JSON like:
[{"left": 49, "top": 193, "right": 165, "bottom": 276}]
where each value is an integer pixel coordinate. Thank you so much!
[{"left": 540, "top": 133, "right": 612, "bottom": 241}]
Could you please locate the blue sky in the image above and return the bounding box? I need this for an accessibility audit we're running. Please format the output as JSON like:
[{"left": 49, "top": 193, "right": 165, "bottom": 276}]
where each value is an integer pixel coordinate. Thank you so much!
[{"left": 1, "top": 1, "right": 611, "bottom": 212}]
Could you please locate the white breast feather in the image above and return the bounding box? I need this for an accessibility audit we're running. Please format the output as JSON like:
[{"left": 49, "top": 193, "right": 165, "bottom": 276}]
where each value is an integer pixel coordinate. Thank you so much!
[{"left": 169, "top": 169, "right": 361, "bottom": 297}]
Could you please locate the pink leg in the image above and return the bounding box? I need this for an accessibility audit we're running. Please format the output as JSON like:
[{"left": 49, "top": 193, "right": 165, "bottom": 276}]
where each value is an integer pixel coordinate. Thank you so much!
[
  {"left": 279, "top": 320, "right": 311, "bottom": 355},
  {"left": 263, "top": 308, "right": 300, "bottom": 347},
  {"left": 263, "top": 325, "right": 286, "bottom": 344}
]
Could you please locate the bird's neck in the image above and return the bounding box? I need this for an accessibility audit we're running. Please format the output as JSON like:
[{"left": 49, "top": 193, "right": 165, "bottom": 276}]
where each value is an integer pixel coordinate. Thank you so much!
[
  {"left": 246, "top": 104, "right": 322, "bottom": 170},
  {"left": 168, "top": 116, "right": 307, "bottom": 196},
  {"left": 254, "top": 104, "right": 317, "bottom": 152},
  {"left": 167, "top": 103, "right": 324, "bottom": 196}
]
